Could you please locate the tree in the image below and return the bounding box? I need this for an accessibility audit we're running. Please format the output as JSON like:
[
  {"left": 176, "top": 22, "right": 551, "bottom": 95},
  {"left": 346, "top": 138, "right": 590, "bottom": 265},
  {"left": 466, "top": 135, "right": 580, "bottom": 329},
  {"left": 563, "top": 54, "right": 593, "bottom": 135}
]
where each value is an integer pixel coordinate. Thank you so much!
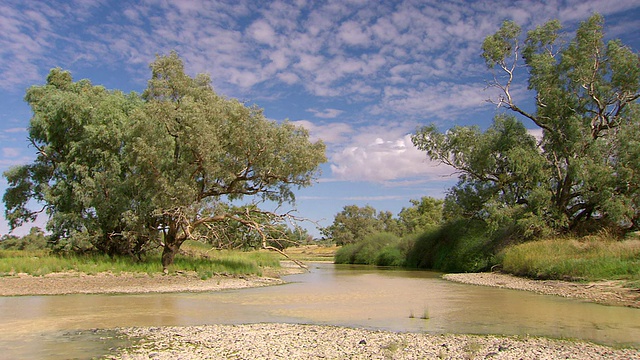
[
  {"left": 413, "top": 14, "right": 640, "bottom": 234},
  {"left": 0, "top": 227, "right": 47, "bottom": 250},
  {"left": 321, "top": 205, "right": 399, "bottom": 245},
  {"left": 3, "top": 52, "right": 326, "bottom": 270},
  {"left": 3, "top": 69, "right": 148, "bottom": 255},
  {"left": 397, "top": 196, "right": 444, "bottom": 235},
  {"left": 413, "top": 115, "right": 548, "bottom": 235},
  {"left": 130, "top": 52, "right": 326, "bottom": 269}
]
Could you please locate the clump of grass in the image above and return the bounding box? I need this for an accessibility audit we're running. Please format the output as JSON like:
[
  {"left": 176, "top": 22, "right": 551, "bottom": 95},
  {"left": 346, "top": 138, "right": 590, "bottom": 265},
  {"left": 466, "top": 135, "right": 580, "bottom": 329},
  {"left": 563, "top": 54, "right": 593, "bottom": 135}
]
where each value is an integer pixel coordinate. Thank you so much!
[
  {"left": 420, "top": 307, "right": 430, "bottom": 320},
  {"left": 500, "top": 237, "right": 640, "bottom": 283},
  {"left": 409, "top": 306, "right": 430, "bottom": 320}
]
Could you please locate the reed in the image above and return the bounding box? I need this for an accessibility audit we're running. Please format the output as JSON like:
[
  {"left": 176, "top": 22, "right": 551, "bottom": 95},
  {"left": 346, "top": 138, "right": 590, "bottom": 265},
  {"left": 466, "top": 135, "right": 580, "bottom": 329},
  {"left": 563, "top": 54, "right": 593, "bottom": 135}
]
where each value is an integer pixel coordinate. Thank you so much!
[{"left": 500, "top": 237, "right": 640, "bottom": 285}]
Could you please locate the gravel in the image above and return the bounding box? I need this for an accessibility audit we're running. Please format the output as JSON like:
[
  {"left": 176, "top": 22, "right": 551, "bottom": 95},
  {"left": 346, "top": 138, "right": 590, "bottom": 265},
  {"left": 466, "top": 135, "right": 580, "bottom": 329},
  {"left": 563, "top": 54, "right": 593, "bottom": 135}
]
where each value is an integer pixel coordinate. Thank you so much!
[
  {"left": 107, "top": 323, "right": 640, "bottom": 360},
  {"left": 443, "top": 272, "right": 640, "bottom": 308}
]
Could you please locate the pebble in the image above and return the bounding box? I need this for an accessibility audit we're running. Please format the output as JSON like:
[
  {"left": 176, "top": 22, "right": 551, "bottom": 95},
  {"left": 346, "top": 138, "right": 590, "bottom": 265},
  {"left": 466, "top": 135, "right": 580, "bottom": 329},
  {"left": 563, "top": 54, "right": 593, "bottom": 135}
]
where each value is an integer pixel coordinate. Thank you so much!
[{"left": 108, "top": 323, "right": 640, "bottom": 360}]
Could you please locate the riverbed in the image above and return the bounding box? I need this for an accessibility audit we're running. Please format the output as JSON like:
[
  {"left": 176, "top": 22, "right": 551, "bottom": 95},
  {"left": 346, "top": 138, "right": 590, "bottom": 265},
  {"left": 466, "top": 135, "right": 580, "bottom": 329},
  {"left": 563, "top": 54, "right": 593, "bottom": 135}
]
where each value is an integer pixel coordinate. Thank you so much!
[{"left": 1, "top": 263, "right": 639, "bottom": 358}]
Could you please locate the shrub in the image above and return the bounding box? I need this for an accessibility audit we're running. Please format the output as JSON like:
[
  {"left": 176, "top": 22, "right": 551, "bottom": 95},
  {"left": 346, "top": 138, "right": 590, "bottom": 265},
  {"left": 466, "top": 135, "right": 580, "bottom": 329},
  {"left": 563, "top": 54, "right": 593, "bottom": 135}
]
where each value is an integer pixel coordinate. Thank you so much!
[
  {"left": 334, "top": 243, "right": 359, "bottom": 264},
  {"left": 375, "top": 245, "right": 405, "bottom": 266},
  {"left": 334, "top": 233, "right": 402, "bottom": 265},
  {"left": 406, "top": 219, "right": 498, "bottom": 272}
]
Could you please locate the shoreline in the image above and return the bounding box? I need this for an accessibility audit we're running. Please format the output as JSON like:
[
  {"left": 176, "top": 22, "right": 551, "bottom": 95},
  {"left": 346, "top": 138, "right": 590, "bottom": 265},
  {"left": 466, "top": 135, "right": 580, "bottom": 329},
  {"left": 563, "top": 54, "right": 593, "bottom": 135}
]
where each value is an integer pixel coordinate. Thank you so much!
[
  {"left": 2, "top": 265, "right": 638, "bottom": 309},
  {"left": 443, "top": 272, "right": 640, "bottom": 308},
  {"left": 1, "top": 266, "right": 639, "bottom": 358},
  {"left": 0, "top": 264, "right": 305, "bottom": 296}
]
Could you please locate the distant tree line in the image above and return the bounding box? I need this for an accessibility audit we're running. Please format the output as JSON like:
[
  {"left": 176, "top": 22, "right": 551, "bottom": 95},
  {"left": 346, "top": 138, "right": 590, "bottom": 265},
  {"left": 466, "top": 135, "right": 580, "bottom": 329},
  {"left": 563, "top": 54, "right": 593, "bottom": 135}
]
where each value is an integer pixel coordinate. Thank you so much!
[{"left": 321, "top": 197, "right": 444, "bottom": 245}]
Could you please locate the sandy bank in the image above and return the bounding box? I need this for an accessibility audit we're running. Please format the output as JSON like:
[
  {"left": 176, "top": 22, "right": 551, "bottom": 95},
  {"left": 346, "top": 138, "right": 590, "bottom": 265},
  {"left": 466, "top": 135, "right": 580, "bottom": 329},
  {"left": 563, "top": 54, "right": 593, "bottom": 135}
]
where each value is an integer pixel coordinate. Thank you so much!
[
  {"left": 0, "top": 263, "right": 307, "bottom": 296},
  {"left": 443, "top": 272, "right": 640, "bottom": 308}
]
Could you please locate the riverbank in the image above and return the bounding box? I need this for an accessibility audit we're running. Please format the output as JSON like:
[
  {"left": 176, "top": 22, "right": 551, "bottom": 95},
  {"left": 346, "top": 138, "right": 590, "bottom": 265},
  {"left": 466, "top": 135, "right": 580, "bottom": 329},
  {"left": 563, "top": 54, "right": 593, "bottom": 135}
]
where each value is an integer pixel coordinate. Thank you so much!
[
  {"left": 443, "top": 272, "right": 640, "bottom": 308},
  {"left": 106, "top": 323, "right": 638, "bottom": 359},
  {"left": 2, "top": 265, "right": 639, "bottom": 358},
  {"left": 0, "top": 262, "right": 304, "bottom": 296}
]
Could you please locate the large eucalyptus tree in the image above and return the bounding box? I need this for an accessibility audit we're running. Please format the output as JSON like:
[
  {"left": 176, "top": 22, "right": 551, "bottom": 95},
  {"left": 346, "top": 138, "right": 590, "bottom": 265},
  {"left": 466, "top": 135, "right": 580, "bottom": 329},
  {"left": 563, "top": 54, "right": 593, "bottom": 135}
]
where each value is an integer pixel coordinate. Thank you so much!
[
  {"left": 3, "top": 52, "right": 326, "bottom": 269},
  {"left": 413, "top": 14, "right": 640, "bottom": 234},
  {"left": 134, "top": 52, "right": 325, "bottom": 269}
]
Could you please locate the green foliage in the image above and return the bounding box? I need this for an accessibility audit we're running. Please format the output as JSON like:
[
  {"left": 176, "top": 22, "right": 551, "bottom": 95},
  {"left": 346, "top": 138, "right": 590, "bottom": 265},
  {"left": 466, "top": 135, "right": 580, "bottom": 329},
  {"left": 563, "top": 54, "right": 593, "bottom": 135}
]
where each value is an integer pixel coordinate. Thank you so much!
[
  {"left": 397, "top": 197, "right": 443, "bottom": 235},
  {"left": 2, "top": 51, "right": 326, "bottom": 269},
  {"left": 334, "top": 232, "right": 404, "bottom": 266},
  {"left": 0, "top": 246, "right": 280, "bottom": 278},
  {"left": 404, "top": 220, "right": 497, "bottom": 272},
  {"left": 322, "top": 205, "right": 400, "bottom": 245},
  {"left": 413, "top": 14, "right": 640, "bottom": 235},
  {"left": 375, "top": 245, "right": 406, "bottom": 267},
  {"left": 413, "top": 114, "right": 548, "bottom": 235},
  {"left": 323, "top": 197, "right": 443, "bottom": 245},
  {"left": 0, "top": 227, "right": 47, "bottom": 251},
  {"left": 500, "top": 237, "right": 640, "bottom": 282}
]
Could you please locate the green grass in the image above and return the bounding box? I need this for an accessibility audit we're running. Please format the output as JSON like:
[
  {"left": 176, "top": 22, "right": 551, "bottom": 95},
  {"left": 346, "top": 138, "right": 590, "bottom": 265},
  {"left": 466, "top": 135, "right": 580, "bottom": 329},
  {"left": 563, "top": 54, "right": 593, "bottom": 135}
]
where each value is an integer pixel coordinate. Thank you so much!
[
  {"left": 283, "top": 245, "right": 338, "bottom": 262},
  {"left": 0, "top": 241, "right": 282, "bottom": 278},
  {"left": 500, "top": 237, "right": 640, "bottom": 284}
]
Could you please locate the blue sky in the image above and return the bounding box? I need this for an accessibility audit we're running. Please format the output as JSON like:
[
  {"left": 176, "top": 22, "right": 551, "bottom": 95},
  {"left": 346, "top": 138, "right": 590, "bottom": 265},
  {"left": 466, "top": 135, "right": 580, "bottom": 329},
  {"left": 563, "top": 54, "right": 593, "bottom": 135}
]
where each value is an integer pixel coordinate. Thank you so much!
[{"left": 1, "top": 0, "right": 639, "bottom": 238}]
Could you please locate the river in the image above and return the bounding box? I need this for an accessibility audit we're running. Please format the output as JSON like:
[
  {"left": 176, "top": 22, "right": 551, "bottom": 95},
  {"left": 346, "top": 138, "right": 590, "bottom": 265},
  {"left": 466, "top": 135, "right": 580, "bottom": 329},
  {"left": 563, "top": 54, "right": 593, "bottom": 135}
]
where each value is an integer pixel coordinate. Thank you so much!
[{"left": 1, "top": 263, "right": 638, "bottom": 359}]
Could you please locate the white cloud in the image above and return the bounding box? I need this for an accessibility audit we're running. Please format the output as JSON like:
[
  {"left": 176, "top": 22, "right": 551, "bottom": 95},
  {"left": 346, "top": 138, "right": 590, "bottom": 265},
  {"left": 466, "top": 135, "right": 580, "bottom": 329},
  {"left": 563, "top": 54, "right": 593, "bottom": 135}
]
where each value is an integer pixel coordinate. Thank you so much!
[
  {"left": 527, "top": 128, "right": 543, "bottom": 142},
  {"left": 338, "top": 21, "right": 371, "bottom": 46},
  {"left": 329, "top": 132, "right": 453, "bottom": 183},
  {"left": 2, "top": 148, "right": 21, "bottom": 158},
  {"left": 306, "top": 108, "right": 344, "bottom": 119},
  {"left": 375, "top": 82, "right": 493, "bottom": 119},
  {"left": 248, "top": 19, "right": 277, "bottom": 45},
  {"left": 291, "top": 120, "right": 353, "bottom": 144},
  {"left": 4, "top": 128, "right": 26, "bottom": 133}
]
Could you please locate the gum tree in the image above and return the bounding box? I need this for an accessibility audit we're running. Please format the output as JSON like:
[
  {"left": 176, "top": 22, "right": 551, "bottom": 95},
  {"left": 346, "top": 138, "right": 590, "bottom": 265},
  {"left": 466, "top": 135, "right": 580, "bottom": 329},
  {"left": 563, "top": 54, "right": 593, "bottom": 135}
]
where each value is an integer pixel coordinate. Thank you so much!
[
  {"left": 132, "top": 52, "right": 326, "bottom": 269},
  {"left": 321, "top": 205, "right": 399, "bottom": 245},
  {"left": 413, "top": 14, "right": 640, "bottom": 234},
  {"left": 3, "top": 52, "right": 326, "bottom": 270},
  {"left": 3, "top": 69, "right": 148, "bottom": 255}
]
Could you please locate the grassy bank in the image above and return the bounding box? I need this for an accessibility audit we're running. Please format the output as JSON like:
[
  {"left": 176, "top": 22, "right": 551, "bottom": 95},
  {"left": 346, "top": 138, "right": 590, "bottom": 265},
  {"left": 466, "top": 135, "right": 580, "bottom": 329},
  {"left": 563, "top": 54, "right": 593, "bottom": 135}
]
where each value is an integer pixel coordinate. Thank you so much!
[
  {"left": 335, "top": 219, "right": 499, "bottom": 272},
  {"left": 333, "top": 222, "right": 640, "bottom": 288},
  {"left": 0, "top": 240, "right": 281, "bottom": 278},
  {"left": 499, "top": 236, "right": 640, "bottom": 286},
  {"left": 284, "top": 244, "right": 338, "bottom": 262}
]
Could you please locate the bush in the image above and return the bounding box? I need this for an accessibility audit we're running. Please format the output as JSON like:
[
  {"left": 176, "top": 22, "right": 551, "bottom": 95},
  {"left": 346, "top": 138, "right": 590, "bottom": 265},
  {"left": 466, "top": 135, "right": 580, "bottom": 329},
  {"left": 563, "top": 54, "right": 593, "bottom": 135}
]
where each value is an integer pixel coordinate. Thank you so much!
[
  {"left": 375, "top": 245, "right": 405, "bottom": 266},
  {"left": 334, "top": 243, "right": 359, "bottom": 264},
  {"left": 0, "top": 228, "right": 48, "bottom": 251},
  {"left": 334, "top": 233, "right": 402, "bottom": 265},
  {"left": 405, "top": 219, "right": 498, "bottom": 272}
]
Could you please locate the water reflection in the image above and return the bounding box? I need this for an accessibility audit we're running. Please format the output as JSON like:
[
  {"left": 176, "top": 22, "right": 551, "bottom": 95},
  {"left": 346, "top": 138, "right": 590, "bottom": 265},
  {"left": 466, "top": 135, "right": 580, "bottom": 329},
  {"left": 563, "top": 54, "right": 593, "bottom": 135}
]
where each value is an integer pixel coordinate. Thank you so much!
[{"left": 0, "top": 263, "right": 639, "bottom": 359}]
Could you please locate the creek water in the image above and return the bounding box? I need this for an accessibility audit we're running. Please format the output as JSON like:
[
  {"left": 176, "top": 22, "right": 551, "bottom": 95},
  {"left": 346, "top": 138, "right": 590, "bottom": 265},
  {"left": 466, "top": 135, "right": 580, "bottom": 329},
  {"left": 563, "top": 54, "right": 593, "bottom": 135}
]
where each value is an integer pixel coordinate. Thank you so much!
[{"left": 1, "top": 263, "right": 639, "bottom": 359}]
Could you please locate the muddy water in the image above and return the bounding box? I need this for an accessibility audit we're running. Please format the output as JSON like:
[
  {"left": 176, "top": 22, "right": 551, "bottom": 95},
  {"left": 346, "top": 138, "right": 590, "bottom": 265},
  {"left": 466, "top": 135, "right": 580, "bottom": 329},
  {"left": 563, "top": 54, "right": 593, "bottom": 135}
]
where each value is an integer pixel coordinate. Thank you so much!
[{"left": 1, "top": 263, "right": 639, "bottom": 359}]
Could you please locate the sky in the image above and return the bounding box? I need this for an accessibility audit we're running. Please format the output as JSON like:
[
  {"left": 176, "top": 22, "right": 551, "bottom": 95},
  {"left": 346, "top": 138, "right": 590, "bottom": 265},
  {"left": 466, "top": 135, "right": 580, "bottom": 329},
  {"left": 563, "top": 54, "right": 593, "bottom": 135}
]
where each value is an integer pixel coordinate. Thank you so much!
[{"left": 1, "top": 0, "right": 639, "bottom": 238}]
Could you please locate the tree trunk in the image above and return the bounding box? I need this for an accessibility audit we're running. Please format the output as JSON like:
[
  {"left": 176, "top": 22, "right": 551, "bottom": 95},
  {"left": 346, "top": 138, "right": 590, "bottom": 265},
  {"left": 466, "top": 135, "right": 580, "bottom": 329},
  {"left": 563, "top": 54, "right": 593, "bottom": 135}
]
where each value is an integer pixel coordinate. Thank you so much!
[
  {"left": 161, "top": 243, "right": 179, "bottom": 272},
  {"left": 161, "top": 227, "right": 183, "bottom": 273}
]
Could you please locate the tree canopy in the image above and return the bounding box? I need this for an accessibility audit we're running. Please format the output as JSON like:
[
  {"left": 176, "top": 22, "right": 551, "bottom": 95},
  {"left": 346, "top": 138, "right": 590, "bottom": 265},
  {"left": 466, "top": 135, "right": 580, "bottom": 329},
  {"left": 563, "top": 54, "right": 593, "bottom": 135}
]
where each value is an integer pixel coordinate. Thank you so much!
[
  {"left": 412, "top": 14, "right": 640, "bottom": 235},
  {"left": 3, "top": 52, "right": 326, "bottom": 269}
]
